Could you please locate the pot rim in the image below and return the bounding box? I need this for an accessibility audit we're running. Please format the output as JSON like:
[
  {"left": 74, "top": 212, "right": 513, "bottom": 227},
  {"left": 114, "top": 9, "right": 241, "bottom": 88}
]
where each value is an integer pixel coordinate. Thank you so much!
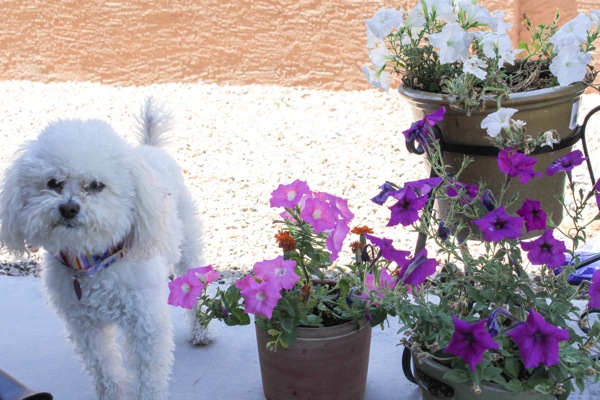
[{"left": 398, "top": 83, "right": 586, "bottom": 110}]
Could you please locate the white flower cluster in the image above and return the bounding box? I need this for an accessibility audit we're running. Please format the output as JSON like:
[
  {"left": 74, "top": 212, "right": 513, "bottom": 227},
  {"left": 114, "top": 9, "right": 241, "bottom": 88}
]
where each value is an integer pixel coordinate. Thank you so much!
[{"left": 362, "top": 0, "right": 600, "bottom": 92}]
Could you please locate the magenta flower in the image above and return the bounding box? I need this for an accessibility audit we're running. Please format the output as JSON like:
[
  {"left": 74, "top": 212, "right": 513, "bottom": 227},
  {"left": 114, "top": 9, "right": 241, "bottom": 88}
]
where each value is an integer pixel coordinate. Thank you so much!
[
  {"left": 588, "top": 269, "right": 600, "bottom": 309},
  {"left": 269, "top": 179, "right": 311, "bottom": 208},
  {"left": 507, "top": 309, "right": 570, "bottom": 369},
  {"left": 363, "top": 268, "right": 397, "bottom": 300},
  {"left": 235, "top": 274, "right": 256, "bottom": 292},
  {"left": 520, "top": 229, "right": 567, "bottom": 268},
  {"left": 326, "top": 221, "right": 350, "bottom": 261},
  {"left": 387, "top": 187, "right": 428, "bottom": 227},
  {"left": 300, "top": 197, "right": 337, "bottom": 233},
  {"left": 472, "top": 206, "right": 523, "bottom": 242},
  {"left": 546, "top": 150, "right": 587, "bottom": 176},
  {"left": 253, "top": 256, "right": 300, "bottom": 290},
  {"left": 516, "top": 199, "right": 547, "bottom": 232},
  {"left": 167, "top": 273, "right": 203, "bottom": 309},
  {"left": 398, "top": 248, "right": 438, "bottom": 287},
  {"left": 188, "top": 265, "right": 221, "bottom": 285},
  {"left": 444, "top": 317, "right": 500, "bottom": 371},
  {"left": 364, "top": 233, "right": 411, "bottom": 266},
  {"left": 239, "top": 279, "right": 282, "bottom": 319},
  {"left": 402, "top": 107, "right": 446, "bottom": 146},
  {"left": 497, "top": 148, "right": 543, "bottom": 185}
]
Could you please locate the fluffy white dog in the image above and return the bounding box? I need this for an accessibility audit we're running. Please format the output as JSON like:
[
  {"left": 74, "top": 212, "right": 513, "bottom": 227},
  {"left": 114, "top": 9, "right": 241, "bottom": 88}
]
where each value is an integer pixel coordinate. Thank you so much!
[{"left": 0, "top": 99, "right": 209, "bottom": 399}]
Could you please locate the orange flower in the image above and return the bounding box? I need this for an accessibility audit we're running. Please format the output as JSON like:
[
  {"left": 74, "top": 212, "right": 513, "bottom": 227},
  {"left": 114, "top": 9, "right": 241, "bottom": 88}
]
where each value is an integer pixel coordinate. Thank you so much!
[
  {"left": 351, "top": 225, "right": 374, "bottom": 235},
  {"left": 275, "top": 230, "right": 297, "bottom": 252},
  {"left": 350, "top": 241, "right": 365, "bottom": 252}
]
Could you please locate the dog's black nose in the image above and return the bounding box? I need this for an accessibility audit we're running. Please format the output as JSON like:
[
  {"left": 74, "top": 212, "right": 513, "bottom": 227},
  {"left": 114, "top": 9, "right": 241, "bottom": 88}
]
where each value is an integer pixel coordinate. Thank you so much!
[{"left": 59, "top": 201, "right": 80, "bottom": 219}]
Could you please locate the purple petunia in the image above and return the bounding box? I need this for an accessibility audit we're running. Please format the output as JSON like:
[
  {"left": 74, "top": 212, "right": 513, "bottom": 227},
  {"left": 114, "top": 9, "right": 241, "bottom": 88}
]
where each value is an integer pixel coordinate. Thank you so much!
[
  {"left": 472, "top": 206, "right": 523, "bottom": 242},
  {"left": 546, "top": 150, "right": 587, "bottom": 176},
  {"left": 497, "top": 148, "right": 543, "bottom": 185},
  {"left": 398, "top": 248, "right": 438, "bottom": 287},
  {"left": 520, "top": 229, "right": 567, "bottom": 268},
  {"left": 516, "top": 199, "right": 547, "bottom": 233},
  {"left": 402, "top": 107, "right": 446, "bottom": 146},
  {"left": 387, "top": 187, "right": 428, "bottom": 227},
  {"left": 371, "top": 182, "right": 400, "bottom": 205},
  {"left": 589, "top": 269, "right": 600, "bottom": 309},
  {"left": 364, "top": 234, "right": 411, "bottom": 266},
  {"left": 444, "top": 316, "right": 500, "bottom": 371},
  {"left": 507, "top": 309, "right": 569, "bottom": 369},
  {"left": 446, "top": 182, "right": 479, "bottom": 205}
]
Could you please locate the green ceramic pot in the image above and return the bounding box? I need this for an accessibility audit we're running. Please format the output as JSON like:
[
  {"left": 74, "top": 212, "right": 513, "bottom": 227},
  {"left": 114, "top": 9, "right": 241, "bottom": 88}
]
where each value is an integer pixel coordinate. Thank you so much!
[{"left": 399, "top": 84, "right": 586, "bottom": 237}]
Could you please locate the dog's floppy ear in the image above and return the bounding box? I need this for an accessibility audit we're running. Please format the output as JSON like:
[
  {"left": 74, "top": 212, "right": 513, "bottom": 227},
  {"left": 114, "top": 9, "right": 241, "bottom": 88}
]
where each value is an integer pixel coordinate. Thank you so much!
[
  {"left": 125, "top": 155, "right": 170, "bottom": 259},
  {"left": 0, "top": 155, "right": 28, "bottom": 256}
]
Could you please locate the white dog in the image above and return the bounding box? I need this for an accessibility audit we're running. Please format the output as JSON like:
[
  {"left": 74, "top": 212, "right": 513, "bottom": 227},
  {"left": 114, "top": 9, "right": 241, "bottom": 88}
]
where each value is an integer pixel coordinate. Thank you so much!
[{"left": 0, "top": 99, "right": 210, "bottom": 399}]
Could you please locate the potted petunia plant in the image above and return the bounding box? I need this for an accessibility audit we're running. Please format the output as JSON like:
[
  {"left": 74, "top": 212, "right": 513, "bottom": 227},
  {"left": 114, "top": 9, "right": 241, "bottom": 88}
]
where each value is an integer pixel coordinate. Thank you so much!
[
  {"left": 362, "top": 1, "right": 600, "bottom": 111},
  {"left": 167, "top": 180, "right": 409, "bottom": 400},
  {"left": 363, "top": 2, "right": 600, "bottom": 232},
  {"left": 362, "top": 106, "right": 600, "bottom": 398}
]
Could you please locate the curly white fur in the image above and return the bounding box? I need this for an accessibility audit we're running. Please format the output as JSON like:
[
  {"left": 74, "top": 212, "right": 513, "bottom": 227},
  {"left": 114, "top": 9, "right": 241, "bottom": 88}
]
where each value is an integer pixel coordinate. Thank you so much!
[{"left": 0, "top": 98, "right": 210, "bottom": 400}]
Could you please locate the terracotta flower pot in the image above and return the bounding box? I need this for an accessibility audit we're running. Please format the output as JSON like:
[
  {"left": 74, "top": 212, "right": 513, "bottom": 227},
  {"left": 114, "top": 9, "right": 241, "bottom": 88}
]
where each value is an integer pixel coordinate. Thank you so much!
[
  {"left": 410, "top": 350, "right": 555, "bottom": 400},
  {"left": 399, "top": 84, "right": 586, "bottom": 234},
  {"left": 255, "top": 319, "right": 372, "bottom": 400}
]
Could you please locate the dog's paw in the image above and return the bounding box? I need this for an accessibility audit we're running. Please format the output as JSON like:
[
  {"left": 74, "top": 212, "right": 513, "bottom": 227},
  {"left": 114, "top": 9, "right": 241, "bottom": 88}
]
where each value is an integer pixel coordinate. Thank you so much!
[{"left": 187, "top": 322, "right": 214, "bottom": 346}]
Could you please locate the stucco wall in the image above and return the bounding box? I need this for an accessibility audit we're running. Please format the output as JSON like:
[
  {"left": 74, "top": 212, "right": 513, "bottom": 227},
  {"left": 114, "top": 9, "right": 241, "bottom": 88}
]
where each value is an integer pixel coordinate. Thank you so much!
[{"left": 0, "top": 1, "right": 597, "bottom": 90}]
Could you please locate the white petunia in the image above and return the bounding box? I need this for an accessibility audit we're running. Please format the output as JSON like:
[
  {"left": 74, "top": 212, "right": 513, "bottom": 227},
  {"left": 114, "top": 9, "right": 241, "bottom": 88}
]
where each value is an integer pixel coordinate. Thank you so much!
[
  {"left": 422, "top": 0, "right": 456, "bottom": 23},
  {"left": 366, "top": 24, "right": 383, "bottom": 49},
  {"left": 463, "top": 56, "right": 487, "bottom": 79},
  {"left": 540, "top": 130, "right": 560, "bottom": 148},
  {"left": 429, "top": 23, "right": 472, "bottom": 64},
  {"left": 365, "top": 7, "right": 404, "bottom": 40},
  {"left": 490, "top": 10, "right": 512, "bottom": 34},
  {"left": 480, "top": 108, "right": 519, "bottom": 138},
  {"left": 458, "top": 0, "right": 495, "bottom": 27},
  {"left": 550, "top": 13, "right": 595, "bottom": 51},
  {"left": 361, "top": 65, "right": 391, "bottom": 92},
  {"left": 369, "top": 45, "right": 392, "bottom": 69},
  {"left": 549, "top": 46, "right": 592, "bottom": 86}
]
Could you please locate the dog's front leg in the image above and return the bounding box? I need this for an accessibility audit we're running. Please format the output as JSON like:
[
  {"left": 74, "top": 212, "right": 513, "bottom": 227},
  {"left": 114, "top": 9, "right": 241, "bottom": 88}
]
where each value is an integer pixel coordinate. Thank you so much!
[
  {"left": 122, "top": 301, "right": 174, "bottom": 400},
  {"left": 64, "top": 318, "right": 127, "bottom": 400}
]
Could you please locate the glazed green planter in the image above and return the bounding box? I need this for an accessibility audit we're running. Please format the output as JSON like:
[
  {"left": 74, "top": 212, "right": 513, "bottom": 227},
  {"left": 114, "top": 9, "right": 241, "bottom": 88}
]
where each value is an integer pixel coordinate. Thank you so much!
[
  {"left": 412, "top": 352, "right": 555, "bottom": 400},
  {"left": 255, "top": 319, "right": 372, "bottom": 400},
  {"left": 399, "top": 84, "right": 586, "bottom": 236}
]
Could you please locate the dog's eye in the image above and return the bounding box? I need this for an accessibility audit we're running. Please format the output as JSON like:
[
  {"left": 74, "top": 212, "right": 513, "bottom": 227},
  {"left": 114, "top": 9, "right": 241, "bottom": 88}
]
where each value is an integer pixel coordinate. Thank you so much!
[
  {"left": 87, "top": 181, "right": 105, "bottom": 192},
  {"left": 47, "top": 179, "right": 64, "bottom": 192}
]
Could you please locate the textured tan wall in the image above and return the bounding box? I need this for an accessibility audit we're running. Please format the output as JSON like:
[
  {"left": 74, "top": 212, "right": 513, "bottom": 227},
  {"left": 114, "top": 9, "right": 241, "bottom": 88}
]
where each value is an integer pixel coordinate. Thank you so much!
[{"left": 0, "top": 1, "right": 596, "bottom": 90}]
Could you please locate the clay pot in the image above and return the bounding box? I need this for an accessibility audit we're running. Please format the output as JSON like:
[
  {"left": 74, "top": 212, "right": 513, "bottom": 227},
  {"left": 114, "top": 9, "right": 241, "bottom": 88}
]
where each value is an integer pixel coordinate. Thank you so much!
[{"left": 255, "top": 319, "right": 372, "bottom": 400}]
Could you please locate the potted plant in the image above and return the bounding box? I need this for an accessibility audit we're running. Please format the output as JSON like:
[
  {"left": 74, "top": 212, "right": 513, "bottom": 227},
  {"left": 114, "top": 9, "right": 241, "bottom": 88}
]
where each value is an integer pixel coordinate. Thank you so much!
[
  {"left": 167, "top": 181, "right": 402, "bottom": 400},
  {"left": 361, "top": 2, "right": 600, "bottom": 227},
  {"left": 362, "top": 106, "right": 600, "bottom": 399}
]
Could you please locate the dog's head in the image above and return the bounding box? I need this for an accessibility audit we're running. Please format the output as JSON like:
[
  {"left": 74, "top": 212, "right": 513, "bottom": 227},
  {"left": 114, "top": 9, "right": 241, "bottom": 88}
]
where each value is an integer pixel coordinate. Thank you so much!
[{"left": 0, "top": 119, "right": 168, "bottom": 257}]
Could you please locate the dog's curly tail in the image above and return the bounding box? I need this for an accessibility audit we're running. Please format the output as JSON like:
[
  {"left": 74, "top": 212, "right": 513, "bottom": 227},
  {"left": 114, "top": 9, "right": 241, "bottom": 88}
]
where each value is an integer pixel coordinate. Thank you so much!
[{"left": 136, "top": 96, "right": 174, "bottom": 148}]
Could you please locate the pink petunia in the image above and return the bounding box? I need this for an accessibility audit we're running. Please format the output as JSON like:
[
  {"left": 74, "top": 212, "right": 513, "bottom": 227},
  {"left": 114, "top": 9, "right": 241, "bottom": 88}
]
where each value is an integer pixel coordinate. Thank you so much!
[
  {"left": 253, "top": 256, "right": 300, "bottom": 290},
  {"left": 300, "top": 197, "right": 337, "bottom": 233},
  {"left": 239, "top": 279, "right": 282, "bottom": 319},
  {"left": 168, "top": 273, "right": 203, "bottom": 309},
  {"left": 188, "top": 265, "right": 221, "bottom": 285},
  {"left": 269, "top": 179, "right": 311, "bottom": 209}
]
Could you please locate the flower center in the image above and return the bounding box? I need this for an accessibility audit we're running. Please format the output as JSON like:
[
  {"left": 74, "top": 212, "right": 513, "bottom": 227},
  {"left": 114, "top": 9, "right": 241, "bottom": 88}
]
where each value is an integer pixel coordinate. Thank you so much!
[
  {"left": 313, "top": 209, "right": 322, "bottom": 219},
  {"left": 182, "top": 283, "right": 191, "bottom": 294},
  {"left": 287, "top": 190, "right": 297, "bottom": 201}
]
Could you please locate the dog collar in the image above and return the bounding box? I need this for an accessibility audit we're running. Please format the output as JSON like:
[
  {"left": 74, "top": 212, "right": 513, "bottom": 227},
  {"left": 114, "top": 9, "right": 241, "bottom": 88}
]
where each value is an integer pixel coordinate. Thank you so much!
[
  {"left": 55, "top": 242, "right": 125, "bottom": 300},
  {"left": 57, "top": 242, "right": 125, "bottom": 275}
]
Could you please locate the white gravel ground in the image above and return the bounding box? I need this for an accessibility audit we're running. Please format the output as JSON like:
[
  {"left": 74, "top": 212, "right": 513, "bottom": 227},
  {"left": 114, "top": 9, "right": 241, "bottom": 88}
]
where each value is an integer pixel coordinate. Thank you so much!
[{"left": 1, "top": 81, "right": 600, "bottom": 280}]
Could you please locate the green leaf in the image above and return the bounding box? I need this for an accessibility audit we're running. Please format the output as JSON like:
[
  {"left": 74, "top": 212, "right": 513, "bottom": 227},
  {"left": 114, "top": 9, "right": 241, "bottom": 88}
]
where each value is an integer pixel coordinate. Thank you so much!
[
  {"left": 534, "top": 383, "right": 552, "bottom": 395},
  {"left": 280, "top": 317, "right": 295, "bottom": 333},
  {"left": 442, "top": 368, "right": 470, "bottom": 383},
  {"left": 482, "top": 366, "right": 502, "bottom": 382},
  {"left": 504, "top": 357, "right": 520, "bottom": 378},
  {"left": 517, "top": 41, "right": 530, "bottom": 51},
  {"left": 505, "top": 379, "right": 524, "bottom": 392}
]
